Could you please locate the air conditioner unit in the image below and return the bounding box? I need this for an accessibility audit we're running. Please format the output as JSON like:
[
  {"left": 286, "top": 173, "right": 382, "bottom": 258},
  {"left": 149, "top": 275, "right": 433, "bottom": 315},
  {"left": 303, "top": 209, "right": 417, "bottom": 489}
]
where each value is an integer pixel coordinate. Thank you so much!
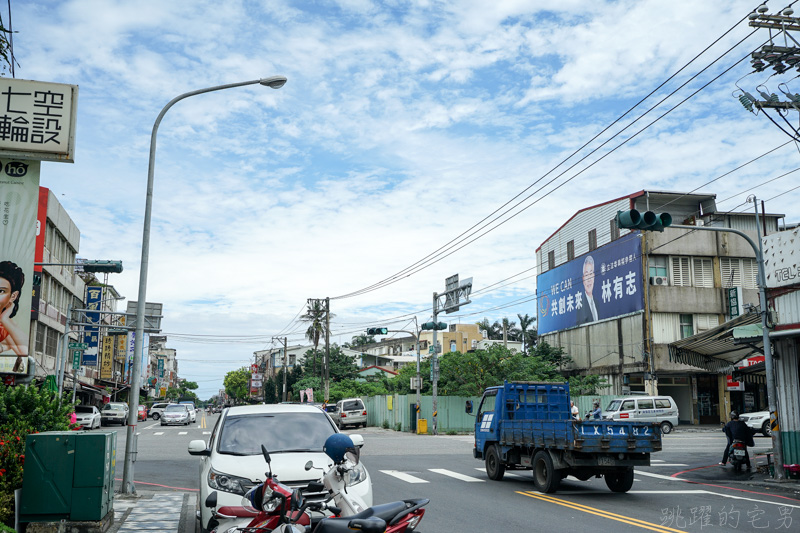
[{"left": 650, "top": 276, "right": 668, "bottom": 286}]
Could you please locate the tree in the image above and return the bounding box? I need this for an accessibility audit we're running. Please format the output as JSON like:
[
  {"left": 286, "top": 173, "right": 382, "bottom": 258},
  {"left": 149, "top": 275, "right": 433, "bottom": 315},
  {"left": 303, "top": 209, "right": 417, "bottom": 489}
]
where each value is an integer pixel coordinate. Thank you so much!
[
  {"left": 343, "top": 335, "right": 375, "bottom": 349},
  {"left": 0, "top": 25, "right": 15, "bottom": 77},
  {"left": 223, "top": 367, "right": 251, "bottom": 403},
  {"left": 302, "top": 345, "right": 358, "bottom": 382},
  {"left": 301, "top": 300, "right": 333, "bottom": 378},
  {"left": 517, "top": 313, "right": 536, "bottom": 353},
  {"left": 530, "top": 341, "right": 572, "bottom": 367},
  {"left": 476, "top": 318, "right": 501, "bottom": 340}
]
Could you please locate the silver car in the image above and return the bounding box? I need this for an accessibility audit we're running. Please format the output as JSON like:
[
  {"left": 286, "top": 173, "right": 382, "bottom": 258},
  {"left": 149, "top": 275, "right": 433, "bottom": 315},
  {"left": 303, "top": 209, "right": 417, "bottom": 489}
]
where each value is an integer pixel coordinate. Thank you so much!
[
  {"left": 75, "top": 405, "right": 101, "bottom": 429},
  {"left": 101, "top": 402, "right": 129, "bottom": 426},
  {"left": 161, "top": 404, "right": 191, "bottom": 426}
]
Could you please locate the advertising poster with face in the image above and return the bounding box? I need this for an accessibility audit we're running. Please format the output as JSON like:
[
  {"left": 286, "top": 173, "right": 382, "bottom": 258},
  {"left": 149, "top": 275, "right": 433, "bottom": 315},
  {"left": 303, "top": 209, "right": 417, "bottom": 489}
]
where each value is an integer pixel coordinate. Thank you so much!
[
  {"left": 537, "top": 232, "right": 644, "bottom": 335},
  {"left": 0, "top": 159, "right": 41, "bottom": 373}
]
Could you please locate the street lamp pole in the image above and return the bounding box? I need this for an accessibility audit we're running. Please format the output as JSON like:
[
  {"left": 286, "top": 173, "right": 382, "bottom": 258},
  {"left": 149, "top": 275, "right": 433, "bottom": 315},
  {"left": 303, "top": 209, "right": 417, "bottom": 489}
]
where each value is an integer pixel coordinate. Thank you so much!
[{"left": 121, "top": 76, "right": 287, "bottom": 495}]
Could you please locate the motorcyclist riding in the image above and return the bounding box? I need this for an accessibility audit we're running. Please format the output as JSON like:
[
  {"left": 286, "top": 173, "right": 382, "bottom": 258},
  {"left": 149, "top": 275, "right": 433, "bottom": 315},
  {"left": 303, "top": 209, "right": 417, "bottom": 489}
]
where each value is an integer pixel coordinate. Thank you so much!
[{"left": 720, "top": 411, "right": 755, "bottom": 468}]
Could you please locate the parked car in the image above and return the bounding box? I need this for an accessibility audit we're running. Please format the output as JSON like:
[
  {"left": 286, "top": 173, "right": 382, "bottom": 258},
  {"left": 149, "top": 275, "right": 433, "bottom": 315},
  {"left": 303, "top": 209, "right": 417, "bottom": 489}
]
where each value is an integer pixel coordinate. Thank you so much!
[
  {"left": 740, "top": 410, "right": 772, "bottom": 436},
  {"left": 149, "top": 402, "right": 173, "bottom": 421},
  {"left": 335, "top": 398, "right": 367, "bottom": 429},
  {"left": 178, "top": 401, "right": 197, "bottom": 423},
  {"left": 188, "top": 403, "right": 373, "bottom": 533},
  {"left": 161, "top": 404, "right": 192, "bottom": 426},
  {"left": 602, "top": 395, "right": 679, "bottom": 434},
  {"left": 75, "top": 405, "right": 101, "bottom": 430},
  {"left": 137, "top": 405, "right": 148, "bottom": 421},
  {"left": 101, "top": 402, "right": 129, "bottom": 426}
]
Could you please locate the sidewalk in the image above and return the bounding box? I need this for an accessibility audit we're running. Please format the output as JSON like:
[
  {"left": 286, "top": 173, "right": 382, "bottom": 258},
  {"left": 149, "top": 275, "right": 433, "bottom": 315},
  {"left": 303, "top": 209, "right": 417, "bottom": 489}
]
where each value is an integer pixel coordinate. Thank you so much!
[{"left": 110, "top": 492, "right": 196, "bottom": 533}]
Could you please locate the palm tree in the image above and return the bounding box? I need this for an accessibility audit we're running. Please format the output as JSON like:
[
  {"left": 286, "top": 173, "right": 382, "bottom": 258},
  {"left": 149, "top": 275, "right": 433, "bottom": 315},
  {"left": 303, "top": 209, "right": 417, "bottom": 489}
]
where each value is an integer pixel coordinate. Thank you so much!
[
  {"left": 301, "top": 300, "right": 328, "bottom": 377},
  {"left": 517, "top": 313, "right": 536, "bottom": 353}
]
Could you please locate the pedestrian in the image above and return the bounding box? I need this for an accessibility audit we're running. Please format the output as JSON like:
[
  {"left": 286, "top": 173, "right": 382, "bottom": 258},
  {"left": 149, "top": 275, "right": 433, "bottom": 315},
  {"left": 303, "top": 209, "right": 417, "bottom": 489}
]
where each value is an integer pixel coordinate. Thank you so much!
[
  {"left": 571, "top": 400, "right": 580, "bottom": 420},
  {"left": 720, "top": 411, "right": 755, "bottom": 468}
]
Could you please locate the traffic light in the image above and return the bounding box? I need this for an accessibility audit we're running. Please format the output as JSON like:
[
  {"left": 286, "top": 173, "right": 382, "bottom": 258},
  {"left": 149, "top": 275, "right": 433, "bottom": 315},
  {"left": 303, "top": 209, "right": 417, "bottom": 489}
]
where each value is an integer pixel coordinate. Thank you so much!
[
  {"left": 366, "top": 327, "right": 388, "bottom": 335},
  {"left": 615, "top": 209, "right": 672, "bottom": 232},
  {"left": 82, "top": 260, "right": 124, "bottom": 273},
  {"left": 420, "top": 321, "right": 448, "bottom": 331}
]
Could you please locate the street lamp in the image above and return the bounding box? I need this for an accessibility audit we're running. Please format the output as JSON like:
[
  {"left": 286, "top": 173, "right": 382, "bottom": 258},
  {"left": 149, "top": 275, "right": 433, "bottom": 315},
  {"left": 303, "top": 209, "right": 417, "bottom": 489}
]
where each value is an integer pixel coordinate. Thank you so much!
[{"left": 121, "top": 76, "right": 287, "bottom": 495}]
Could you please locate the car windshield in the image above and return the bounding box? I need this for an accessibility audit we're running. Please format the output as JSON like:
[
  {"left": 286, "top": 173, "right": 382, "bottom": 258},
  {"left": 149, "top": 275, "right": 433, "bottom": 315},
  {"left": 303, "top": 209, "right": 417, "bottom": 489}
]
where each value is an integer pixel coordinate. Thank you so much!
[
  {"left": 166, "top": 405, "right": 186, "bottom": 412},
  {"left": 606, "top": 400, "right": 622, "bottom": 412},
  {"left": 76, "top": 406, "right": 94, "bottom": 413},
  {"left": 342, "top": 401, "right": 362, "bottom": 411},
  {"left": 105, "top": 404, "right": 125, "bottom": 411},
  {"left": 218, "top": 413, "right": 335, "bottom": 455}
]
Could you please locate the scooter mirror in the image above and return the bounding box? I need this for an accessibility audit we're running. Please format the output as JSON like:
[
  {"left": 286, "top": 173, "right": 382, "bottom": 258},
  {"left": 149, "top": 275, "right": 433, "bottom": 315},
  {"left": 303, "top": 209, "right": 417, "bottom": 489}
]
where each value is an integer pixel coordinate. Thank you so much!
[
  {"left": 261, "top": 444, "right": 272, "bottom": 464},
  {"left": 304, "top": 460, "right": 314, "bottom": 471},
  {"left": 204, "top": 491, "right": 218, "bottom": 509}
]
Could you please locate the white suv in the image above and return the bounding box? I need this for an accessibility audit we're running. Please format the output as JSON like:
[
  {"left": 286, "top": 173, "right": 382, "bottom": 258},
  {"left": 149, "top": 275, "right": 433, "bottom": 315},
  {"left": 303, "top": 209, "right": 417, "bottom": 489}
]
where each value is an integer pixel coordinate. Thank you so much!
[
  {"left": 188, "top": 403, "right": 372, "bottom": 533},
  {"left": 149, "top": 402, "right": 173, "bottom": 421}
]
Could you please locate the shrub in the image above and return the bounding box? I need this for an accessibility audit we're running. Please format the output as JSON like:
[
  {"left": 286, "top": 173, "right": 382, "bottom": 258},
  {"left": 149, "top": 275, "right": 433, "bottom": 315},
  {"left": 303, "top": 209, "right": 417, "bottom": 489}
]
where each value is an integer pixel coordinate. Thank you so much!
[
  {"left": 0, "top": 384, "right": 74, "bottom": 526},
  {"left": 381, "top": 420, "right": 389, "bottom": 429}
]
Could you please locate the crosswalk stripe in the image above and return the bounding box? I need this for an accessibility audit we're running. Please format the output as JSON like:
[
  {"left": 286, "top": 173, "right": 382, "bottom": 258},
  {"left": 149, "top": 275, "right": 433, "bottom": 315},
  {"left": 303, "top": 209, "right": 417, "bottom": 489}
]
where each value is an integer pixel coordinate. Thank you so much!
[
  {"left": 648, "top": 463, "right": 688, "bottom": 467},
  {"left": 154, "top": 432, "right": 164, "bottom": 436},
  {"left": 380, "top": 470, "right": 429, "bottom": 483},
  {"left": 429, "top": 468, "right": 484, "bottom": 482},
  {"left": 179, "top": 431, "right": 187, "bottom": 435},
  {"left": 474, "top": 467, "right": 523, "bottom": 478}
]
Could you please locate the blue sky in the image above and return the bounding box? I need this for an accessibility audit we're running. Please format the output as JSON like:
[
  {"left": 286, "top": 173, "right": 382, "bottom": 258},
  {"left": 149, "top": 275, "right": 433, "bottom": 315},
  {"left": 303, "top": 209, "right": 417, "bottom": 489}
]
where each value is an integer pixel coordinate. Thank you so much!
[{"left": 16, "top": 0, "right": 800, "bottom": 399}]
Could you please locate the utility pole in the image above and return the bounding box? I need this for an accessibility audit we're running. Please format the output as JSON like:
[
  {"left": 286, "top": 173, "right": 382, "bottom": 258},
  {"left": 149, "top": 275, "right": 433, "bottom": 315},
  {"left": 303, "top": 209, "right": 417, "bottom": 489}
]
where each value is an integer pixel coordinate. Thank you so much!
[
  {"left": 282, "top": 337, "right": 288, "bottom": 402},
  {"left": 325, "top": 297, "right": 330, "bottom": 402},
  {"left": 431, "top": 292, "right": 440, "bottom": 436}
]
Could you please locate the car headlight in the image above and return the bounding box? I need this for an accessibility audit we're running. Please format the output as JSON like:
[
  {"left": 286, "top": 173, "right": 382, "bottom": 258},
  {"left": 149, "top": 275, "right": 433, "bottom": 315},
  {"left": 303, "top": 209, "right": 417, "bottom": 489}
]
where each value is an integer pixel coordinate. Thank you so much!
[
  {"left": 344, "top": 463, "right": 368, "bottom": 486},
  {"left": 208, "top": 468, "right": 252, "bottom": 495}
]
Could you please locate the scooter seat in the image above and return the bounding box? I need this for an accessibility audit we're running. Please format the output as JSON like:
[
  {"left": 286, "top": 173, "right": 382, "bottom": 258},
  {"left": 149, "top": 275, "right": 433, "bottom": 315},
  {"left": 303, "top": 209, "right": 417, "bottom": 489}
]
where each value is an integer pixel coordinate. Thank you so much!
[
  {"left": 216, "top": 506, "right": 260, "bottom": 518},
  {"left": 348, "top": 501, "right": 409, "bottom": 522}
]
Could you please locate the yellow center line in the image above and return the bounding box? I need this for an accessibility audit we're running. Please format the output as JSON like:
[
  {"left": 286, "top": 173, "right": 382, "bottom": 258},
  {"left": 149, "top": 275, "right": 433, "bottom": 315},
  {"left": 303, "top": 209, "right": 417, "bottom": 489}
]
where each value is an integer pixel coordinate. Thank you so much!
[{"left": 517, "top": 491, "right": 686, "bottom": 533}]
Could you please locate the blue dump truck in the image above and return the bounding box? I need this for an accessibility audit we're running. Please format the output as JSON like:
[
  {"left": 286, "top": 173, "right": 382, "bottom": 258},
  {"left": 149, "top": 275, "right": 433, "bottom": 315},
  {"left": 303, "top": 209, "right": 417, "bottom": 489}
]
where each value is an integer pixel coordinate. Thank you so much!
[{"left": 467, "top": 381, "right": 662, "bottom": 493}]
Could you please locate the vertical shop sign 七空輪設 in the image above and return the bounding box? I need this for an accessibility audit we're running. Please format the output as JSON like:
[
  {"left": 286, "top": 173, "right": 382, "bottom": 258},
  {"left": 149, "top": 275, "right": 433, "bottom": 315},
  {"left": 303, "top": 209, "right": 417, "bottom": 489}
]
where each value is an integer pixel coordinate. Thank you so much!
[
  {"left": 81, "top": 286, "right": 103, "bottom": 366},
  {"left": 0, "top": 79, "right": 78, "bottom": 163},
  {"left": 0, "top": 159, "right": 40, "bottom": 374}
]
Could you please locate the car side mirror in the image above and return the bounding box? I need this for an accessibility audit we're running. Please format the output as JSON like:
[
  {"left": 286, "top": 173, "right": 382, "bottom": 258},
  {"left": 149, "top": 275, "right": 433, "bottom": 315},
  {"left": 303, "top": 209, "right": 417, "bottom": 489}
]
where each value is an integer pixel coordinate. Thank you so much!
[
  {"left": 205, "top": 491, "right": 218, "bottom": 508},
  {"left": 188, "top": 440, "right": 210, "bottom": 456},
  {"left": 465, "top": 400, "right": 473, "bottom": 414}
]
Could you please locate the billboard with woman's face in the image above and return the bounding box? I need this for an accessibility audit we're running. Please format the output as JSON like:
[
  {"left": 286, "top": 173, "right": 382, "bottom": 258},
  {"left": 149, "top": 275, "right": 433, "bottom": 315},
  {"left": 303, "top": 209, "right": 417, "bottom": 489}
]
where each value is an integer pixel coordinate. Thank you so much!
[{"left": 0, "top": 159, "right": 40, "bottom": 373}]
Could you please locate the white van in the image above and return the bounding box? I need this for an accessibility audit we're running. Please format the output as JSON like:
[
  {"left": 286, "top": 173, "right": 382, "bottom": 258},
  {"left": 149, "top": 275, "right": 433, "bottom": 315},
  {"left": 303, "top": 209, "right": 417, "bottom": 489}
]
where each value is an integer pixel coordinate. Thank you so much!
[{"left": 602, "top": 395, "right": 679, "bottom": 434}]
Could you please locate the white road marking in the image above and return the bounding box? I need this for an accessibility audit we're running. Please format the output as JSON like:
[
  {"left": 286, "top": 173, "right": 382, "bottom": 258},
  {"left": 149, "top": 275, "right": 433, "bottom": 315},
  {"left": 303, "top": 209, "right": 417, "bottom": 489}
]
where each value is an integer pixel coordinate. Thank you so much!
[
  {"left": 144, "top": 423, "right": 159, "bottom": 429},
  {"left": 154, "top": 432, "right": 164, "bottom": 435},
  {"left": 428, "top": 468, "right": 484, "bottom": 482},
  {"left": 203, "top": 431, "right": 211, "bottom": 435},
  {"left": 380, "top": 470, "right": 429, "bottom": 483},
  {"left": 474, "top": 467, "right": 523, "bottom": 478},
  {"left": 647, "top": 463, "right": 688, "bottom": 467},
  {"left": 636, "top": 471, "right": 689, "bottom": 482},
  {"left": 179, "top": 431, "right": 187, "bottom": 435}
]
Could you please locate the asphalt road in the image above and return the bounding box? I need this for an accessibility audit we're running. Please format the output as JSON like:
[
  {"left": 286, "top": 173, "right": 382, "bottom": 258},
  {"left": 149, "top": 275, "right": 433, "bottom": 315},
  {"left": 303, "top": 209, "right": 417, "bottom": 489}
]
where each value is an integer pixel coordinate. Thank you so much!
[{"left": 103, "top": 412, "right": 800, "bottom": 533}]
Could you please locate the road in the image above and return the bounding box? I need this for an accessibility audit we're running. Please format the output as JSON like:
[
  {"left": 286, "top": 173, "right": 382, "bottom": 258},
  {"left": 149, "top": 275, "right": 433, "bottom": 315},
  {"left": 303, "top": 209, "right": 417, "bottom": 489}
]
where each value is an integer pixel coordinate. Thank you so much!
[{"left": 104, "top": 411, "right": 800, "bottom": 532}]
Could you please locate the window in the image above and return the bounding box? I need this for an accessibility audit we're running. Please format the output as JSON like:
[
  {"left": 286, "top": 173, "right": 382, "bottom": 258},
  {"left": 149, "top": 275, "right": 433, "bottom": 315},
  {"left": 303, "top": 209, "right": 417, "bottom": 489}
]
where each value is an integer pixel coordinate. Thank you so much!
[
  {"left": 637, "top": 399, "right": 655, "bottom": 410},
  {"left": 588, "top": 229, "right": 597, "bottom": 251},
  {"left": 46, "top": 327, "right": 59, "bottom": 357},
  {"left": 548, "top": 250, "right": 555, "bottom": 270},
  {"left": 695, "top": 314, "right": 720, "bottom": 332},
  {"left": 649, "top": 256, "right": 668, "bottom": 278},
  {"left": 720, "top": 258, "right": 758, "bottom": 289},
  {"left": 567, "top": 240, "right": 575, "bottom": 261},
  {"left": 671, "top": 257, "right": 691, "bottom": 286},
  {"left": 692, "top": 258, "right": 713, "bottom": 288},
  {"left": 621, "top": 400, "right": 636, "bottom": 410},
  {"left": 655, "top": 399, "right": 672, "bottom": 409},
  {"left": 610, "top": 219, "right": 620, "bottom": 241},
  {"left": 35, "top": 324, "right": 45, "bottom": 353},
  {"left": 679, "top": 314, "right": 694, "bottom": 339}
]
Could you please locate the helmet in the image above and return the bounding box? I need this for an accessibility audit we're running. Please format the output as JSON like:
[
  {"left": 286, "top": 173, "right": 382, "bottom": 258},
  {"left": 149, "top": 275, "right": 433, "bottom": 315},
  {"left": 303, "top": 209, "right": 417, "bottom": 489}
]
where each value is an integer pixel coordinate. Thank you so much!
[
  {"left": 323, "top": 433, "right": 355, "bottom": 464},
  {"left": 730, "top": 410, "right": 739, "bottom": 419}
]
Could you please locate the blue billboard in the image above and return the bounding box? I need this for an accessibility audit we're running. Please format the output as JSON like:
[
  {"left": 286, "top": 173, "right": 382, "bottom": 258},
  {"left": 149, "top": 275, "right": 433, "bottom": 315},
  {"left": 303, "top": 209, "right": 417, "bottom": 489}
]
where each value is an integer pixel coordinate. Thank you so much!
[{"left": 537, "top": 232, "right": 644, "bottom": 335}]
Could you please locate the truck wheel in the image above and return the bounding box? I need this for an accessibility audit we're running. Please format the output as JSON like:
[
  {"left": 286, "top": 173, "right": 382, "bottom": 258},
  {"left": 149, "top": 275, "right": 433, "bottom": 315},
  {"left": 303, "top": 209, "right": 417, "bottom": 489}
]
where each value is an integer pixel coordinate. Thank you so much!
[
  {"left": 660, "top": 421, "right": 673, "bottom": 434},
  {"left": 485, "top": 445, "right": 505, "bottom": 481},
  {"left": 532, "top": 451, "right": 560, "bottom": 493},
  {"left": 605, "top": 468, "right": 634, "bottom": 493}
]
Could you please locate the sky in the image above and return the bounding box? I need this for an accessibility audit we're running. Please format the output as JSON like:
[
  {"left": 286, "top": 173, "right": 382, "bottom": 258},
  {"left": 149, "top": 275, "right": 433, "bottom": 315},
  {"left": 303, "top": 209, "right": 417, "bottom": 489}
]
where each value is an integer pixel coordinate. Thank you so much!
[{"left": 14, "top": 0, "right": 800, "bottom": 399}]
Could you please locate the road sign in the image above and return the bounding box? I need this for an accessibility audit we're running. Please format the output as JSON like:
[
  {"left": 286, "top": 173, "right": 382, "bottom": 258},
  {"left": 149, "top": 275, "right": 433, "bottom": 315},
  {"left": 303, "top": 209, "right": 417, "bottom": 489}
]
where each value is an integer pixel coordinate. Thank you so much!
[
  {"left": 68, "top": 342, "right": 89, "bottom": 350},
  {"left": 72, "top": 350, "right": 82, "bottom": 369}
]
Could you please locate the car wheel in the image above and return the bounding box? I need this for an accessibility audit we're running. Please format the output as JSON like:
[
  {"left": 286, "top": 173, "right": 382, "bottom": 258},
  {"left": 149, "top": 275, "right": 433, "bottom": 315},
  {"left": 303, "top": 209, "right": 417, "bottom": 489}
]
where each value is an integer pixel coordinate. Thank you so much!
[
  {"left": 605, "top": 468, "right": 634, "bottom": 493},
  {"left": 660, "top": 421, "right": 673, "bottom": 435},
  {"left": 485, "top": 444, "right": 505, "bottom": 481},
  {"left": 153, "top": 413, "right": 160, "bottom": 420},
  {"left": 763, "top": 421, "right": 772, "bottom": 437},
  {"left": 532, "top": 450, "right": 560, "bottom": 493}
]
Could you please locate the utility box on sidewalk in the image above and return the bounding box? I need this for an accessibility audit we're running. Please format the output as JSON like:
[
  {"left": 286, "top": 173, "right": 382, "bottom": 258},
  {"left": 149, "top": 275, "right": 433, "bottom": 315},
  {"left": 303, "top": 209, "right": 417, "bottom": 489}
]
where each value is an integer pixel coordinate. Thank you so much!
[{"left": 20, "top": 431, "right": 116, "bottom": 523}]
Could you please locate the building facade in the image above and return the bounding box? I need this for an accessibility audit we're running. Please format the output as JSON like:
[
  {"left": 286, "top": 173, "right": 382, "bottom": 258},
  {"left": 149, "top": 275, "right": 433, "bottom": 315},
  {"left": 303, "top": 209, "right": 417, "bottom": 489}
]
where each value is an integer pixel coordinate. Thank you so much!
[{"left": 536, "top": 190, "right": 783, "bottom": 425}]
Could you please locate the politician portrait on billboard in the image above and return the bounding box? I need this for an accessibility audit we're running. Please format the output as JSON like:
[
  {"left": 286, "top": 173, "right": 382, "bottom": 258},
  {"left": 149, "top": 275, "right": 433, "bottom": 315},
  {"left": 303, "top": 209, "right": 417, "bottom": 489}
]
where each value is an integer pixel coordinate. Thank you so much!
[{"left": 537, "top": 232, "right": 645, "bottom": 335}]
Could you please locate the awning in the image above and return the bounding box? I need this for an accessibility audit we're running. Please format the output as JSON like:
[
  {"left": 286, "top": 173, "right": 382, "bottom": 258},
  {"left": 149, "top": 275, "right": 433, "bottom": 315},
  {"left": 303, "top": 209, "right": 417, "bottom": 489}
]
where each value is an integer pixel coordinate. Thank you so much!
[
  {"left": 668, "top": 312, "right": 762, "bottom": 372},
  {"left": 732, "top": 361, "right": 767, "bottom": 384}
]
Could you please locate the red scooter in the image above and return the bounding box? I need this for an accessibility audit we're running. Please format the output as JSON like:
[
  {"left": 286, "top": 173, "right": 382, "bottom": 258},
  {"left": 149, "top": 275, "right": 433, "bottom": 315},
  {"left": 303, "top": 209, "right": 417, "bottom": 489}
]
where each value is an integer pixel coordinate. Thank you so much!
[{"left": 209, "top": 444, "right": 428, "bottom": 533}]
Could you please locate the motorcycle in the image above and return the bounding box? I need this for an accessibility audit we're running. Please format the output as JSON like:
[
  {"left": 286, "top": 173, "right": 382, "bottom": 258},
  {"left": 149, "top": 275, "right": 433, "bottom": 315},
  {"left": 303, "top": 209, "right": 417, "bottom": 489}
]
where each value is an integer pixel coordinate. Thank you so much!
[
  {"left": 729, "top": 439, "right": 748, "bottom": 472},
  {"left": 211, "top": 435, "right": 428, "bottom": 533}
]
